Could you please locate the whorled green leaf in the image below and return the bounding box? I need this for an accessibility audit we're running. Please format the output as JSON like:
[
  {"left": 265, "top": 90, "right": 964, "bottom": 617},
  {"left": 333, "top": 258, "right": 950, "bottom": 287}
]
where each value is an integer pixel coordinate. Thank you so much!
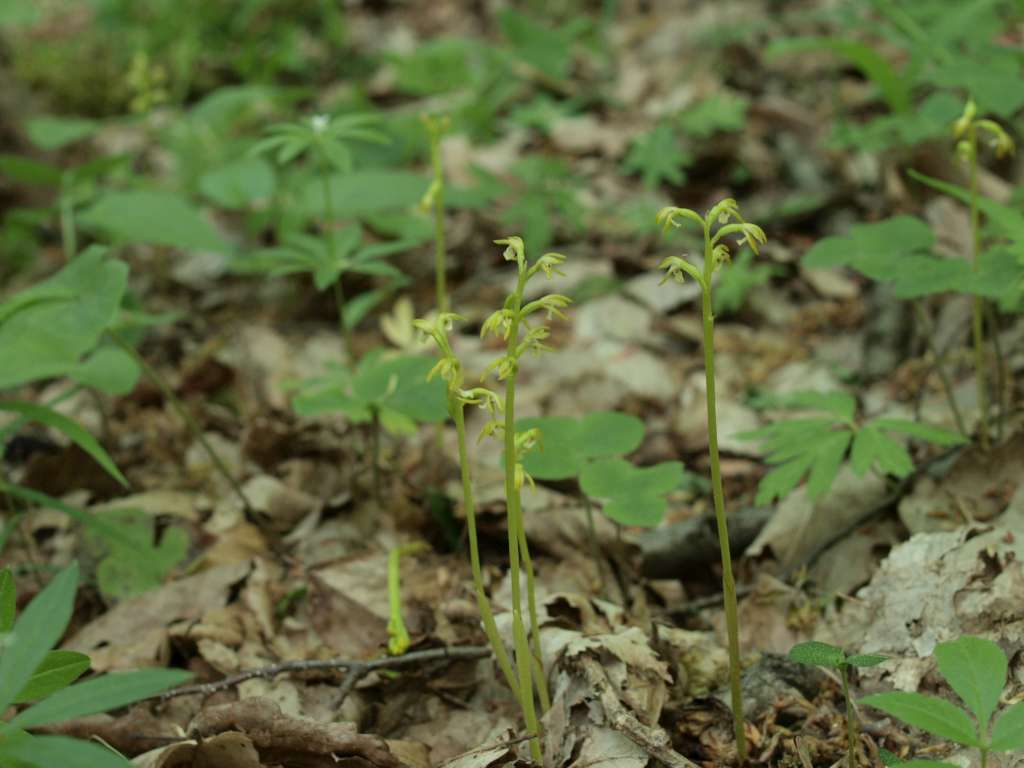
[
  {"left": 9, "top": 668, "right": 191, "bottom": 730},
  {"left": 934, "top": 635, "right": 1006, "bottom": 731},
  {"left": 303, "top": 171, "right": 429, "bottom": 220},
  {"left": 861, "top": 692, "right": 979, "bottom": 747},
  {"left": 13, "top": 650, "right": 90, "bottom": 704},
  {"left": 850, "top": 425, "right": 913, "bottom": 478},
  {"left": 198, "top": 157, "right": 275, "bottom": 209},
  {"left": 871, "top": 418, "right": 969, "bottom": 447},
  {"left": 788, "top": 640, "right": 846, "bottom": 668},
  {"left": 0, "top": 402, "right": 127, "bottom": 487},
  {"left": 806, "top": 430, "right": 853, "bottom": 500},
  {"left": 0, "top": 564, "right": 79, "bottom": 713}
]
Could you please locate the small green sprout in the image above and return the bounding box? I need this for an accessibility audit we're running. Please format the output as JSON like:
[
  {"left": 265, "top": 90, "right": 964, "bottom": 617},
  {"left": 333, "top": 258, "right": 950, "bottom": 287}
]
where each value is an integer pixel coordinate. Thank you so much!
[
  {"left": 949, "top": 98, "right": 1015, "bottom": 451},
  {"left": 788, "top": 641, "right": 887, "bottom": 768},
  {"left": 656, "top": 197, "right": 766, "bottom": 764},
  {"left": 386, "top": 541, "right": 430, "bottom": 656},
  {"left": 862, "top": 636, "right": 1024, "bottom": 768}
]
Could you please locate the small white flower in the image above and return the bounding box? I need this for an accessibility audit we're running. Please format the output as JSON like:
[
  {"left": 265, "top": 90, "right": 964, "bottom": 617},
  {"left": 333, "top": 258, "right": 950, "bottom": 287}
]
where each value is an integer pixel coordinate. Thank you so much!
[{"left": 311, "top": 114, "right": 330, "bottom": 133}]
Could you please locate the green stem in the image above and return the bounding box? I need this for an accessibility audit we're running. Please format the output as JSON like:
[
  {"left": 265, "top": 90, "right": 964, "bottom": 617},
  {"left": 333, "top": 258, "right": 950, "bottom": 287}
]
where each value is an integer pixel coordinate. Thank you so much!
[
  {"left": 453, "top": 403, "right": 520, "bottom": 697},
  {"left": 59, "top": 174, "right": 76, "bottom": 261},
  {"left": 322, "top": 172, "right": 356, "bottom": 361},
  {"left": 701, "top": 239, "right": 746, "bottom": 764},
  {"left": 517, "top": 517, "right": 550, "bottom": 712},
  {"left": 583, "top": 495, "right": 607, "bottom": 596},
  {"left": 967, "top": 125, "right": 989, "bottom": 450},
  {"left": 841, "top": 666, "right": 858, "bottom": 768},
  {"left": 503, "top": 269, "right": 543, "bottom": 765},
  {"left": 984, "top": 303, "right": 1006, "bottom": 443},
  {"left": 912, "top": 301, "right": 967, "bottom": 439},
  {"left": 110, "top": 332, "right": 252, "bottom": 513},
  {"left": 370, "top": 405, "right": 381, "bottom": 503}
]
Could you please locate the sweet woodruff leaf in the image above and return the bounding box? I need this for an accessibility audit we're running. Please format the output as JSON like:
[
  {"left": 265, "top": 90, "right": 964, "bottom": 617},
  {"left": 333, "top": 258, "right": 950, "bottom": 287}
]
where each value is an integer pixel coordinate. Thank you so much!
[
  {"left": 0, "top": 246, "right": 128, "bottom": 390},
  {"left": 518, "top": 411, "right": 645, "bottom": 481},
  {"left": 579, "top": 458, "right": 684, "bottom": 527}
]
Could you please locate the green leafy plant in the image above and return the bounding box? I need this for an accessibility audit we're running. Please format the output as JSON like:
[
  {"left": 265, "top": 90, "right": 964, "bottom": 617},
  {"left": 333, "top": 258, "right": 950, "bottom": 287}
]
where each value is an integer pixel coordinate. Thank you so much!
[
  {"left": 253, "top": 111, "right": 389, "bottom": 359},
  {"left": 656, "top": 197, "right": 768, "bottom": 763},
  {"left": 862, "top": 636, "right": 1024, "bottom": 768},
  {"left": 788, "top": 641, "right": 887, "bottom": 768},
  {"left": 739, "top": 391, "right": 967, "bottom": 504},
  {"left": 0, "top": 564, "right": 190, "bottom": 767}
]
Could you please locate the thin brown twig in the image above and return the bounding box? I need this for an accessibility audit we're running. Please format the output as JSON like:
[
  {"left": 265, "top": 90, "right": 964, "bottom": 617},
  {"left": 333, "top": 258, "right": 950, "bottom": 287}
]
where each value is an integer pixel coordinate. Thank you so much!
[{"left": 151, "top": 646, "right": 490, "bottom": 703}]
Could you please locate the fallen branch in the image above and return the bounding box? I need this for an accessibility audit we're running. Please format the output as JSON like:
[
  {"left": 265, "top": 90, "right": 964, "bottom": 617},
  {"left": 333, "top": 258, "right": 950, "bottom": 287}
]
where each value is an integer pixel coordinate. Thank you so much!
[{"left": 152, "top": 645, "right": 491, "bottom": 703}]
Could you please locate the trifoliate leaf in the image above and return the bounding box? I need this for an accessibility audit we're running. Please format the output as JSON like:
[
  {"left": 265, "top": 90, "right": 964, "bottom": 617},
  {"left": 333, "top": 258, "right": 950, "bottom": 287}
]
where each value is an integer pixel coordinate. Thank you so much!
[{"left": 934, "top": 636, "right": 1006, "bottom": 731}]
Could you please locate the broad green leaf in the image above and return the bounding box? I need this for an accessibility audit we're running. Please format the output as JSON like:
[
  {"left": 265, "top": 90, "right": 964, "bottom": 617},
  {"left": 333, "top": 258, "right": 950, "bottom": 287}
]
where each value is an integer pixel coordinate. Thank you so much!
[
  {"left": 0, "top": 247, "right": 128, "bottom": 389},
  {"left": 392, "top": 38, "right": 475, "bottom": 96},
  {"left": 806, "top": 430, "right": 853, "bottom": 500},
  {"left": 0, "top": 154, "right": 61, "bottom": 186},
  {"left": 0, "top": 564, "right": 78, "bottom": 713},
  {"left": 0, "top": 402, "right": 127, "bottom": 487},
  {"left": 990, "top": 700, "right": 1024, "bottom": 751},
  {"left": 498, "top": 8, "right": 581, "bottom": 81},
  {"left": 13, "top": 650, "right": 90, "bottom": 703},
  {"left": 575, "top": 412, "right": 646, "bottom": 459},
  {"left": 766, "top": 37, "right": 910, "bottom": 113},
  {"left": 80, "top": 191, "right": 229, "bottom": 253},
  {"left": 871, "top": 419, "right": 968, "bottom": 447},
  {"left": 24, "top": 116, "right": 99, "bottom": 151},
  {"left": 861, "top": 692, "right": 979, "bottom": 746},
  {"left": 846, "top": 653, "right": 888, "bottom": 668},
  {"left": 198, "top": 157, "right": 276, "bottom": 209},
  {"left": 0, "top": 733, "right": 133, "bottom": 768},
  {"left": 788, "top": 641, "right": 846, "bottom": 668},
  {"left": 0, "top": 568, "right": 14, "bottom": 632},
  {"left": 10, "top": 668, "right": 191, "bottom": 729},
  {"left": 304, "top": 171, "right": 429, "bottom": 219},
  {"left": 518, "top": 416, "right": 583, "bottom": 480},
  {"left": 69, "top": 345, "right": 141, "bottom": 396},
  {"left": 934, "top": 636, "right": 1006, "bottom": 731},
  {"left": 580, "top": 458, "right": 683, "bottom": 500},
  {"left": 601, "top": 495, "right": 668, "bottom": 527}
]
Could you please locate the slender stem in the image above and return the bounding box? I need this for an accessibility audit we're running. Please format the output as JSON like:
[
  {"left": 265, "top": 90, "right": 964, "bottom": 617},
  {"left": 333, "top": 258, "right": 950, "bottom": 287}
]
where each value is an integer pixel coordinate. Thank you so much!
[
  {"left": 841, "top": 666, "right": 858, "bottom": 768},
  {"left": 503, "top": 268, "right": 543, "bottom": 764},
  {"left": 967, "top": 125, "right": 989, "bottom": 450},
  {"left": 453, "top": 404, "right": 520, "bottom": 697},
  {"left": 517, "top": 517, "right": 550, "bottom": 712},
  {"left": 984, "top": 303, "right": 1006, "bottom": 443},
  {"left": 701, "top": 237, "right": 746, "bottom": 764},
  {"left": 583, "top": 495, "right": 607, "bottom": 596},
  {"left": 912, "top": 301, "right": 967, "bottom": 438},
  {"left": 59, "top": 173, "right": 76, "bottom": 261},
  {"left": 429, "top": 133, "right": 448, "bottom": 314},
  {"left": 370, "top": 405, "right": 381, "bottom": 503},
  {"left": 322, "top": 172, "right": 356, "bottom": 361},
  {"left": 110, "top": 332, "right": 252, "bottom": 513}
]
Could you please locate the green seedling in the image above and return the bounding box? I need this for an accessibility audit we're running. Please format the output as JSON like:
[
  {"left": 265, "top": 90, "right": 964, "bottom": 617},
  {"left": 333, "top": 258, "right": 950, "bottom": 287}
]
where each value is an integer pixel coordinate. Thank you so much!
[
  {"left": 253, "top": 112, "right": 389, "bottom": 359},
  {"left": 420, "top": 114, "right": 451, "bottom": 313},
  {"left": 386, "top": 541, "right": 430, "bottom": 656},
  {"left": 788, "top": 641, "right": 887, "bottom": 768},
  {"left": 949, "top": 99, "right": 1014, "bottom": 450},
  {"left": 414, "top": 312, "right": 519, "bottom": 700},
  {"left": 0, "top": 564, "right": 191, "bottom": 768},
  {"left": 289, "top": 350, "right": 448, "bottom": 498},
  {"left": 739, "top": 391, "right": 967, "bottom": 504},
  {"left": 862, "top": 635, "right": 1024, "bottom": 768},
  {"left": 656, "top": 197, "right": 768, "bottom": 763}
]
